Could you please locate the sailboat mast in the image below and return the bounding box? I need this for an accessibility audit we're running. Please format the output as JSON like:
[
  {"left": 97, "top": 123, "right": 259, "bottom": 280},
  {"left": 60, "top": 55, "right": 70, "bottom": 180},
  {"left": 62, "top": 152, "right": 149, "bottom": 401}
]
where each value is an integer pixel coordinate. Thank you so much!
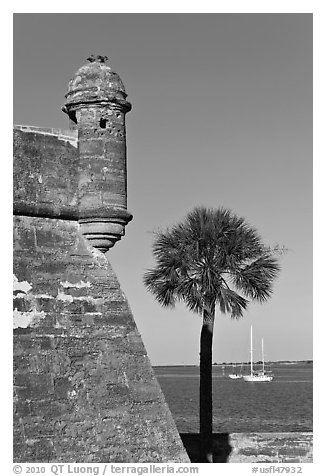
[
  {"left": 262, "top": 338, "right": 265, "bottom": 373},
  {"left": 250, "top": 325, "right": 253, "bottom": 376}
]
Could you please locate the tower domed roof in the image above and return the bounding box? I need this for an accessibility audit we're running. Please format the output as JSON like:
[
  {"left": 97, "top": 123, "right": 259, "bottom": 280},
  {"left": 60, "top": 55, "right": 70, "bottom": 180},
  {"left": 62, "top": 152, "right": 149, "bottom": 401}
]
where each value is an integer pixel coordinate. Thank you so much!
[{"left": 64, "top": 55, "right": 131, "bottom": 113}]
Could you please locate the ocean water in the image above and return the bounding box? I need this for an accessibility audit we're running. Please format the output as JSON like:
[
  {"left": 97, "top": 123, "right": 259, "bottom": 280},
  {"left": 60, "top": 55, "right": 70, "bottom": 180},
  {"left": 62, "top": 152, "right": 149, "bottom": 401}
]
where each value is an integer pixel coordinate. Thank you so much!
[{"left": 154, "top": 362, "right": 313, "bottom": 433}]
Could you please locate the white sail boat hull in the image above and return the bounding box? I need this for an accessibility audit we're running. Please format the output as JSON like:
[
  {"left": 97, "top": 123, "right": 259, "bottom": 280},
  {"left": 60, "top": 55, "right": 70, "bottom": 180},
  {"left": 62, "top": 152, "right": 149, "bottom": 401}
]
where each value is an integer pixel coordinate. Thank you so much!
[
  {"left": 229, "top": 374, "right": 242, "bottom": 380},
  {"left": 228, "top": 362, "right": 243, "bottom": 380},
  {"left": 243, "top": 373, "right": 273, "bottom": 382}
]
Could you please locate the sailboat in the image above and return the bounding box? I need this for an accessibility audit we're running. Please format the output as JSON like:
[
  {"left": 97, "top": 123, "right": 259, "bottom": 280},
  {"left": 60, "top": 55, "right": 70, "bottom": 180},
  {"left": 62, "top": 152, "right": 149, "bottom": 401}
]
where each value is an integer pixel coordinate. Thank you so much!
[
  {"left": 228, "top": 363, "right": 243, "bottom": 379},
  {"left": 242, "top": 325, "right": 273, "bottom": 382}
]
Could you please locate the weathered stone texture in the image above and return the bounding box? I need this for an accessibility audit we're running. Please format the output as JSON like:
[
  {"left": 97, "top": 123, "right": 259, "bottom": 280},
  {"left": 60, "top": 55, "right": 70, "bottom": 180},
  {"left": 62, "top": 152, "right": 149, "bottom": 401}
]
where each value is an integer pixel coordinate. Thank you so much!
[
  {"left": 13, "top": 130, "right": 189, "bottom": 463},
  {"left": 13, "top": 129, "right": 79, "bottom": 219}
]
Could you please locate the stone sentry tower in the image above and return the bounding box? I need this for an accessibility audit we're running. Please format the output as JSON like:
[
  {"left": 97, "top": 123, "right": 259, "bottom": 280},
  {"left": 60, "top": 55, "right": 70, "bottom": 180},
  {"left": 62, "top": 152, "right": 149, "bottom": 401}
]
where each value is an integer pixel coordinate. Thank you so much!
[
  {"left": 13, "top": 56, "right": 189, "bottom": 462},
  {"left": 63, "top": 54, "right": 132, "bottom": 252}
]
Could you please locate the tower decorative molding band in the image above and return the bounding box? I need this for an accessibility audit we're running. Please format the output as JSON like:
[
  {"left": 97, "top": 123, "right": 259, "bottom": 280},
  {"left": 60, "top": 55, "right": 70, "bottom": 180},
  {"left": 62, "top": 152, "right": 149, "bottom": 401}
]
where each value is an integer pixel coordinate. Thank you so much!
[{"left": 63, "top": 55, "right": 133, "bottom": 252}]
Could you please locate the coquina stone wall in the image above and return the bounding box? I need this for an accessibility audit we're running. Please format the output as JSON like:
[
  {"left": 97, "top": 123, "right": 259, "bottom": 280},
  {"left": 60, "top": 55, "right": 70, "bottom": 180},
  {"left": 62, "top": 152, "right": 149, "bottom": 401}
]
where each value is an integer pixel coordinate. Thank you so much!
[{"left": 13, "top": 126, "right": 189, "bottom": 462}]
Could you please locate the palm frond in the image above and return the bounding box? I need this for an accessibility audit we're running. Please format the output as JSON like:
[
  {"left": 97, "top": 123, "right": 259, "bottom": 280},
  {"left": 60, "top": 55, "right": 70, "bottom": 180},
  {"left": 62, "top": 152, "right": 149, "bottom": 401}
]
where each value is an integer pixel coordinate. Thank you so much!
[
  {"left": 143, "top": 268, "right": 178, "bottom": 308},
  {"left": 231, "top": 254, "right": 280, "bottom": 302},
  {"left": 217, "top": 286, "right": 249, "bottom": 318}
]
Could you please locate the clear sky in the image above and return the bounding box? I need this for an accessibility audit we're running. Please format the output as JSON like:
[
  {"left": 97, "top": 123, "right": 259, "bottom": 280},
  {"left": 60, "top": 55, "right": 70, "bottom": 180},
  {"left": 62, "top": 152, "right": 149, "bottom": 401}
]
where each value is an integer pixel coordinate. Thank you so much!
[{"left": 13, "top": 13, "right": 312, "bottom": 365}]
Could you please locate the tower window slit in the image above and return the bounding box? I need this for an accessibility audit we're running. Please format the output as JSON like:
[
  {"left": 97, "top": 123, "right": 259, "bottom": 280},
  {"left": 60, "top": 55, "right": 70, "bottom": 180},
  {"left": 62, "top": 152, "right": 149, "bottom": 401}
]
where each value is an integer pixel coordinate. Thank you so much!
[{"left": 100, "top": 118, "right": 107, "bottom": 129}]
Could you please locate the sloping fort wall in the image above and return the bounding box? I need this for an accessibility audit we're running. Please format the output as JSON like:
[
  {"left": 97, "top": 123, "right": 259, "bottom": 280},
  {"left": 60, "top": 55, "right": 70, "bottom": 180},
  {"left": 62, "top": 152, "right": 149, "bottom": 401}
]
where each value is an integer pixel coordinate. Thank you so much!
[{"left": 13, "top": 128, "right": 189, "bottom": 463}]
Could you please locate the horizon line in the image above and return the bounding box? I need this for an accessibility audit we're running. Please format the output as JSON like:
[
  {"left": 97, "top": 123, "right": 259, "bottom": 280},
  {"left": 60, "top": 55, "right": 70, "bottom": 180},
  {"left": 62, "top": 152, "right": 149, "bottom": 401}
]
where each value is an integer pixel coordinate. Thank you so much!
[{"left": 153, "top": 359, "right": 313, "bottom": 367}]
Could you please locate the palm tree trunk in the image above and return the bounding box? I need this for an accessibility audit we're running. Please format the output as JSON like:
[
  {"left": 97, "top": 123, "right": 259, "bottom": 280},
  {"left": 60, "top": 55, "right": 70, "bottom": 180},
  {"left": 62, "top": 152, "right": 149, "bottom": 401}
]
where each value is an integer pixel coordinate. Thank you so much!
[{"left": 199, "top": 306, "right": 215, "bottom": 462}]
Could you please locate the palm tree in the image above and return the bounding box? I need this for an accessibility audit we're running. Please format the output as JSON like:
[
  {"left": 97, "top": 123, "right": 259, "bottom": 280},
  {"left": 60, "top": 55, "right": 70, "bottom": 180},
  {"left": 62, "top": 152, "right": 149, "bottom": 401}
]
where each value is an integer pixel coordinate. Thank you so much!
[{"left": 143, "top": 207, "right": 280, "bottom": 463}]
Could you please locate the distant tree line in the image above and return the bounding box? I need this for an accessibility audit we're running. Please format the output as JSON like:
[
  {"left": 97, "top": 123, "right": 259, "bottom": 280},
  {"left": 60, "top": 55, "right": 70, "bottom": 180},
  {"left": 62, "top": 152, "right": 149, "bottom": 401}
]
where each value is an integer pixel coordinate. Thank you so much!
[{"left": 215, "top": 360, "right": 312, "bottom": 365}]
